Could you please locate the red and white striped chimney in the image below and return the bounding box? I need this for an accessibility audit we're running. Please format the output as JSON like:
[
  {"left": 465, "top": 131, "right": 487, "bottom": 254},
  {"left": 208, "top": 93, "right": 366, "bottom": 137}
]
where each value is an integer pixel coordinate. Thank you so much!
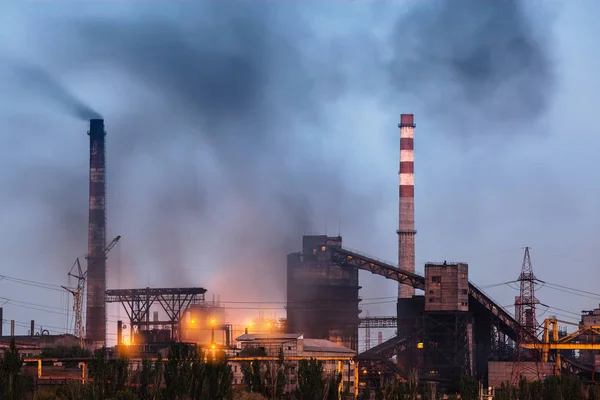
[{"left": 397, "top": 114, "right": 416, "bottom": 299}]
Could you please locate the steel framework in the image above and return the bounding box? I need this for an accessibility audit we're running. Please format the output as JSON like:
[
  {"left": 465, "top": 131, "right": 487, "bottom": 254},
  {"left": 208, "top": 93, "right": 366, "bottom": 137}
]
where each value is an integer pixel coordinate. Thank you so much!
[
  {"left": 422, "top": 312, "right": 471, "bottom": 386},
  {"left": 511, "top": 247, "right": 541, "bottom": 385},
  {"left": 63, "top": 235, "right": 121, "bottom": 347},
  {"left": 330, "top": 246, "right": 525, "bottom": 341},
  {"left": 105, "top": 287, "right": 206, "bottom": 343},
  {"left": 359, "top": 316, "right": 398, "bottom": 329}
]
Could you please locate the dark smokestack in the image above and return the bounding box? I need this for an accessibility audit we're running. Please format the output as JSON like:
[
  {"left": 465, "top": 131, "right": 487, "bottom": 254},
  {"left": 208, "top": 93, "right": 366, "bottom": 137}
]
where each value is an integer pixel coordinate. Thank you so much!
[
  {"left": 10, "top": 320, "right": 14, "bottom": 336},
  {"left": 85, "top": 118, "right": 107, "bottom": 347},
  {"left": 30, "top": 320, "right": 35, "bottom": 336},
  {"left": 117, "top": 320, "right": 123, "bottom": 345},
  {"left": 397, "top": 114, "right": 416, "bottom": 299}
]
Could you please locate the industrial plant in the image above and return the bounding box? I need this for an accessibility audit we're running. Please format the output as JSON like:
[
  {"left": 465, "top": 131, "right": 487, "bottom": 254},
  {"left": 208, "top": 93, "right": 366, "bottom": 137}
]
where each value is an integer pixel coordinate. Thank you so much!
[{"left": 1, "top": 115, "right": 600, "bottom": 397}]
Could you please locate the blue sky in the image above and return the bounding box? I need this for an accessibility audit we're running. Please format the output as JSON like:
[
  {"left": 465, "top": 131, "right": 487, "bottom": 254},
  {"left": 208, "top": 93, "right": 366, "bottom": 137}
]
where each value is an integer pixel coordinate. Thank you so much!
[{"left": 0, "top": 1, "right": 599, "bottom": 347}]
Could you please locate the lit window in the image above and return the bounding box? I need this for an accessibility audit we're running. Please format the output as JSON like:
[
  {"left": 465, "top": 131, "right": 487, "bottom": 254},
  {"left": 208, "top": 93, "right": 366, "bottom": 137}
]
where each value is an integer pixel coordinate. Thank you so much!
[
  {"left": 321, "top": 246, "right": 327, "bottom": 252},
  {"left": 313, "top": 249, "right": 317, "bottom": 255}
]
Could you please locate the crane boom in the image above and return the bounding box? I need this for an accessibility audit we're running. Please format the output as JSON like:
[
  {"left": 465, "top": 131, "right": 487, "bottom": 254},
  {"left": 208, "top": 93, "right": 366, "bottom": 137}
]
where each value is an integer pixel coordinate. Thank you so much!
[{"left": 63, "top": 235, "right": 121, "bottom": 347}]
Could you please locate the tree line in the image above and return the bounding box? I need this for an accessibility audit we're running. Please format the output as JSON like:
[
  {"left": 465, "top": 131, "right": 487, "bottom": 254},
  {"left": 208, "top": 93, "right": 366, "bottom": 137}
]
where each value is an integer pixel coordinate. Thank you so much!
[
  {"left": 358, "top": 374, "right": 600, "bottom": 400},
  {"left": 0, "top": 339, "right": 348, "bottom": 400}
]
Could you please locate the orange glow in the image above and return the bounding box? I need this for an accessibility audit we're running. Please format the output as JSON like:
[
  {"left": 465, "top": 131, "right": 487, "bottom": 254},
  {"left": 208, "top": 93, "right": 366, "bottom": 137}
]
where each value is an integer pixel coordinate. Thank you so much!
[
  {"left": 210, "top": 319, "right": 216, "bottom": 325},
  {"left": 191, "top": 319, "right": 196, "bottom": 324},
  {"left": 211, "top": 344, "right": 216, "bottom": 349}
]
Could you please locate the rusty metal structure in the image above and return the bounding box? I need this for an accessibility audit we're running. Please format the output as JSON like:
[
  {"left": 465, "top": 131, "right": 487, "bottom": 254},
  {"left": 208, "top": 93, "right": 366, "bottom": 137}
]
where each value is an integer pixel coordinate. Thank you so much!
[
  {"left": 286, "top": 235, "right": 360, "bottom": 351},
  {"left": 105, "top": 287, "right": 207, "bottom": 344},
  {"left": 85, "top": 118, "right": 107, "bottom": 348}
]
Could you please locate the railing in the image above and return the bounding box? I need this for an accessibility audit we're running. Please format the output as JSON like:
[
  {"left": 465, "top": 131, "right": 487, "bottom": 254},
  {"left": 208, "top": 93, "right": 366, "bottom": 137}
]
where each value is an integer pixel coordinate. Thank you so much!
[{"left": 340, "top": 247, "right": 404, "bottom": 272}]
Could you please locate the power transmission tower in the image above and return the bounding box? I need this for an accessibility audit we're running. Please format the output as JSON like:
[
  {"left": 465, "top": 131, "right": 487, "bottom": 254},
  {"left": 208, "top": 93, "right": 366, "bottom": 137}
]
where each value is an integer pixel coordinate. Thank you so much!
[{"left": 511, "top": 247, "right": 541, "bottom": 385}]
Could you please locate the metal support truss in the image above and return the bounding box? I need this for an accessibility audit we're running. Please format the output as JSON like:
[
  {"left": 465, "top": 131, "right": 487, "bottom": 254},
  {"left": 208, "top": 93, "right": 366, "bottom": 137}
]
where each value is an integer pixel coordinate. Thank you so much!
[
  {"left": 105, "top": 287, "right": 207, "bottom": 342},
  {"left": 356, "top": 333, "right": 417, "bottom": 390},
  {"left": 422, "top": 312, "right": 471, "bottom": 387},
  {"left": 331, "top": 247, "right": 424, "bottom": 290},
  {"left": 359, "top": 316, "right": 398, "bottom": 329},
  {"left": 330, "top": 246, "right": 527, "bottom": 343}
]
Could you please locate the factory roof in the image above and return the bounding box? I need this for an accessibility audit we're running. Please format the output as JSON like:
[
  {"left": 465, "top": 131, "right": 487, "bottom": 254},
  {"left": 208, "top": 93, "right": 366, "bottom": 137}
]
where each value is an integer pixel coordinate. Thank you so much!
[
  {"left": 236, "top": 333, "right": 303, "bottom": 342},
  {"left": 0, "top": 334, "right": 79, "bottom": 347},
  {"left": 303, "top": 339, "right": 355, "bottom": 354}
]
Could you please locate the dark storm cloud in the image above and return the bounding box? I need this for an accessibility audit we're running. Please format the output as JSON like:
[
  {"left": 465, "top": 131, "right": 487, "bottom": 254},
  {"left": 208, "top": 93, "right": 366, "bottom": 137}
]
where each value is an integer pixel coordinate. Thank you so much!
[
  {"left": 2, "top": 0, "right": 556, "bottom": 303},
  {"left": 11, "top": 62, "right": 102, "bottom": 120},
  {"left": 389, "top": 0, "right": 554, "bottom": 126},
  {"left": 33, "top": 2, "right": 350, "bottom": 292}
]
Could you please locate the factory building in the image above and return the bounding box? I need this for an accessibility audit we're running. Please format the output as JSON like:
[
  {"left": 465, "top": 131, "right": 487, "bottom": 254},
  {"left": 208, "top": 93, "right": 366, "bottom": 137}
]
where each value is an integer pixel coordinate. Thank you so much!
[
  {"left": 0, "top": 334, "right": 79, "bottom": 358},
  {"left": 286, "top": 235, "right": 361, "bottom": 351},
  {"left": 230, "top": 333, "right": 356, "bottom": 393},
  {"left": 180, "top": 302, "right": 230, "bottom": 348},
  {"left": 580, "top": 305, "right": 600, "bottom": 365},
  {"left": 422, "top": 262, "right": 472, "bottom": 382}
]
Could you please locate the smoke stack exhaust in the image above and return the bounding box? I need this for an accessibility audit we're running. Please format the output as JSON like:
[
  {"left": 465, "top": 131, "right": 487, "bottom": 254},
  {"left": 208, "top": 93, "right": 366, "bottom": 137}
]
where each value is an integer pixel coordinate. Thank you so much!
[
  {"left": 117, "top": 321, "right": 123, "bottom": 345},
  {"left": 397, "top": 114, "right": 416, "bottom": 299},
  {"left": 85, "top": 118, "right": 107, "bottom": 347}
]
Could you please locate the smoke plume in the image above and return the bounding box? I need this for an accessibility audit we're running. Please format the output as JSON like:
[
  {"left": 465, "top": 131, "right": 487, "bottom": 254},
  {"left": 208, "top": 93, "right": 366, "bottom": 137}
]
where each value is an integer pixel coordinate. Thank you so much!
[
  {"left": 0, "top": 1, "right": 556, "bottom": 322},
  {"left": 12, "top": 62, "right": 102, "bottom": 120},
  {"left": 389, "top": 0, "right": 554, "bottom": 129}
]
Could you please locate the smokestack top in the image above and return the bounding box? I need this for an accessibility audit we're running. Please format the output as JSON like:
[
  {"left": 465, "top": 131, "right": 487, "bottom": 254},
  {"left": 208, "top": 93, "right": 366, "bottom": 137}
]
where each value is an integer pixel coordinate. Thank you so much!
[
  {"left": 399, "top": 114, "right": 415, "bottom": 128},
  {"left": 89, "top": 119, "right": 105, "bottom": 136}
]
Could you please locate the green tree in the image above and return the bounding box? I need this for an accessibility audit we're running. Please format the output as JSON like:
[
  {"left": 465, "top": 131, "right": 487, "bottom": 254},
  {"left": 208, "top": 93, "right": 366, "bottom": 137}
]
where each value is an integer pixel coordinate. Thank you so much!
[
  {"left": 295, "top": 358, "right": 325, "bottom": 400},
  {"left": 0, "top": 338, "right": 23, "bottom": 399},
  {"left": 40, "top": 345, "right": 92, "bottom": 359},
  {"left": 138, "top": 358, "right": 153, "bottom": 398},
  {"left": 189, "top": 349, "right": 233, "bottom": 400},
  {"left": 458, "top": 375, "right": 478, "bottom": 400},
  {"left": 89, "top": 347, "right": 129, "bottom": 399},
  {"left": 163, "top": 344, "right": 195, "bottom": 399}
]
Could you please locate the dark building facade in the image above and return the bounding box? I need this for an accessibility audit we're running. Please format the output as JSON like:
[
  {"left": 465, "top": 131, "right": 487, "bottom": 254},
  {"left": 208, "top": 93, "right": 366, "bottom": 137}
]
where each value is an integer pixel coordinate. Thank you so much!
[{"left": 286, "top": 235, "right": 361, "bottom": 351}]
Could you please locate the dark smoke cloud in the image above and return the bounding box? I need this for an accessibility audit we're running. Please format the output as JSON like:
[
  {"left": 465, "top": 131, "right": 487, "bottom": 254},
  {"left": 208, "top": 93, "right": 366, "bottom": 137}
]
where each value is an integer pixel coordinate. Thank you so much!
[
  {"left": 11, "top": 62, "right": 102, "bottom": 120},
  {"left": 389, "top": 0, "right": 554, "bottom": 128},
  {"left": 0, "top": 0, "right": 556, "bottom": 320}
]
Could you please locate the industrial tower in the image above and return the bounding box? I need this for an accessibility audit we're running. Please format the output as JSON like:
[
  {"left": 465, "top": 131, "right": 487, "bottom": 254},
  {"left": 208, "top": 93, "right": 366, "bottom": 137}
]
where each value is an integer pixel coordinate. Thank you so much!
[
  {"left": 86, "top": 119, "right": 107, "bottom": 348},
  {"left": 397, "top": 114, "right": 416, "bottom": 299}
]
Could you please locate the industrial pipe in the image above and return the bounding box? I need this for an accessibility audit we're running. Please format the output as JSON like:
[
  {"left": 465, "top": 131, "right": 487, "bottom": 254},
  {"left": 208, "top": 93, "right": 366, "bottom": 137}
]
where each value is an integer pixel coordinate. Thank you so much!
[{"left": 117, "top": 321, "right": 123, "bottom": 346}]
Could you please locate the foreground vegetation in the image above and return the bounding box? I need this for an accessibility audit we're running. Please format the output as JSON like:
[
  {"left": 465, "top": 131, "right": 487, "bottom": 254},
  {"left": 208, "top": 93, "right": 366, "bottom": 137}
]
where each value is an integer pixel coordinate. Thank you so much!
[
  {"left": 0, "top": 339, "right": 346, "bottom": 400},
  {"left": 358, "top": 374, "right": 600, "bottom": 400},
  {"left": 3, "top": 339, "right": 600, "bottom": 399}
]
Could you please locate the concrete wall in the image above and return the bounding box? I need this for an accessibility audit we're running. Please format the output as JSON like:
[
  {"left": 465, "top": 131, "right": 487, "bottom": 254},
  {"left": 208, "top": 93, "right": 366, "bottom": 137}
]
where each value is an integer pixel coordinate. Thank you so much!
[{"left": 488, "top": 361, "right": 555, "bottom": 388}]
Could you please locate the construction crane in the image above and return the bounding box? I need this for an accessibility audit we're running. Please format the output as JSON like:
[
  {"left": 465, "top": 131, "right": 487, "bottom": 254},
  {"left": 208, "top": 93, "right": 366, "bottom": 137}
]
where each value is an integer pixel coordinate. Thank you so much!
[{"left": 62, "top": 235, "right": 121, "bottom": 347}]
